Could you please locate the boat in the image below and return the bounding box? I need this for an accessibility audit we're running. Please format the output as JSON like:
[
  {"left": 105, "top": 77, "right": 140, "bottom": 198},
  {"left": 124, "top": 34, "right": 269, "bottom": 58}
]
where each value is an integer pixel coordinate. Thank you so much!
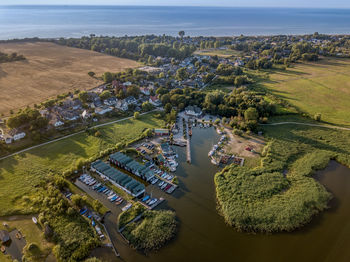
[
  {"left": 32, "top": 217, "right": 38, "bottom": 224},
  {"left": 208, "top": 150, "right": 214, "bottom": 157},
  {"left": 189, "top": 129, "right": 192, "bottom": 136},
  {"left": 211, "top": 157, "right": 219, "bottom": 166}
]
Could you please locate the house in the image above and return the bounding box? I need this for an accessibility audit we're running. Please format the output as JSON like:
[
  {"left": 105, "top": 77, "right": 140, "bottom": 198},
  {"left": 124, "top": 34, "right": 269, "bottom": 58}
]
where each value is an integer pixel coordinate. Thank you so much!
[
  {"left": 140, "top": 87, "right": 151, "bottom": 96},
  {"left": 61, "top": 111, "right": 80, "bottom": 121},
  {"left": 53, "top": 120, "right": 64, "bottom": 127},
  {"left": 149, "top": 95, "right": 162, "bottom": 107},
  {"left": 8, "top": 129, "right": 26, "bottom": 141},
  {"left": 185, "top": 106, "right": 202, "bottom": 117},
  {"left": 154, "top": 128, "right": 169, "bottom": 136},
  {"left": 95, "top": 106, "right": 113, "bottom": 115},
  {"left": 125, "top": 96, "right": 138, "bottom": 105},
  {"left": 103, "top": 97, "right": 118, "bottom": 106},
  {"left": 0, "top": 230, "right": 10, "bottom": 243},
  {"left": 115, "top": 100, "right": 129, "bottom": 111}
]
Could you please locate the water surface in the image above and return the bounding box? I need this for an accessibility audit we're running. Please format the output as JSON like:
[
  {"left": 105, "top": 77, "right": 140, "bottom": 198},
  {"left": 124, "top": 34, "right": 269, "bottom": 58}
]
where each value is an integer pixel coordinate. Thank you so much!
[
  {"left": 1, "top": 6, "right": 350, "bottom": 39},
  {"left": 108, "top": 128, "right": 350, "bottom": 262}
]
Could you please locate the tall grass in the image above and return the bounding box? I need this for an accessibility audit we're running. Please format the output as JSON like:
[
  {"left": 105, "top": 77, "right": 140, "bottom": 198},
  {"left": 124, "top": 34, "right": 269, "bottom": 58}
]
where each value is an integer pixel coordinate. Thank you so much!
[{"left": 215, "top": 121, "right": 350, "bottom": 232}]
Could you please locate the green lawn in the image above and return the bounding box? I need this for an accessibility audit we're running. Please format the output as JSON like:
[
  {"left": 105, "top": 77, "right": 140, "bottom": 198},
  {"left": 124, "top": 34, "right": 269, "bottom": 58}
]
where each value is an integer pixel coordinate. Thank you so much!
[
  {"left": 195, "top": 48, "right": 242, "bottom": 58},
  {"left": 215, "top": 116, "right": 350, "bottom": 232},
  {"left": 263, "top": 58, "right": 350, "bottom": 127},
  {"left": 0, "top": 112, "right": 164, "bottom": 216}
]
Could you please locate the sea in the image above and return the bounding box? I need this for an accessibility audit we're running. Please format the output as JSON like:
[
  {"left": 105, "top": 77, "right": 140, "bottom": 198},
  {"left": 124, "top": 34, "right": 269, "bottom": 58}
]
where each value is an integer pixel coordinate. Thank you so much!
[{"left": 0, "top": 5, "right": 350, "bottom": 40}]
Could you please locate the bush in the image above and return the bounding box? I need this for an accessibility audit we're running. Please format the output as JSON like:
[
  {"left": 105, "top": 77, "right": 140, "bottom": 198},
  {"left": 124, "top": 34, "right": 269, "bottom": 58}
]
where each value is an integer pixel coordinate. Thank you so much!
[
  {"left": 314, "top": 113, "right": 322, "bottom": 121},
  {"left": 134, "top": 112, "right": 140, "bottom": 119}
]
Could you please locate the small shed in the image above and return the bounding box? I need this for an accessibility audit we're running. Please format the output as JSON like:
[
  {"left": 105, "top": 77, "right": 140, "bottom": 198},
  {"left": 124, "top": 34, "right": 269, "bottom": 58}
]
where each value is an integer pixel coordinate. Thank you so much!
[{"left": 0, "top": 230, "right": 10, "bottom": 243}]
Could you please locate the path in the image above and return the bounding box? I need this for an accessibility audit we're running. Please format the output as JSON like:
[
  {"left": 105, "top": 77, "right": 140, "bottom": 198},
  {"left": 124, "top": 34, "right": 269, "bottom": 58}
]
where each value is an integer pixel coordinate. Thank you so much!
[
  {"left": 261, "top": 122, "right": 350, "bottom": 131},
  {"left": 0, "top": 109, "right": 160, "bottom": 162}
]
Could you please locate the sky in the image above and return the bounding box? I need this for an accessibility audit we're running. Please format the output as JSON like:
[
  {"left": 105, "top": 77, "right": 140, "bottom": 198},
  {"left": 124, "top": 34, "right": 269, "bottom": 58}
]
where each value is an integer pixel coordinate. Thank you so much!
[{"left": 1, "top": 0, "right": 350, "bottom": 8}]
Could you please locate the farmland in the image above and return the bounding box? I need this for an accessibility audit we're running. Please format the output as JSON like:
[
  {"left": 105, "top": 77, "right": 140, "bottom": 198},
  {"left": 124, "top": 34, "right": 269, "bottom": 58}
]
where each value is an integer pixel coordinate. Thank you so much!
[
  {"left": 0, "top": 42, "right": 140, "bottom": 115},
  {"left": 0, "top": 112, "right": 164, "bottom": 216},
  {"left": 262, "top": 58, "right": 350, "bottom": 127}
]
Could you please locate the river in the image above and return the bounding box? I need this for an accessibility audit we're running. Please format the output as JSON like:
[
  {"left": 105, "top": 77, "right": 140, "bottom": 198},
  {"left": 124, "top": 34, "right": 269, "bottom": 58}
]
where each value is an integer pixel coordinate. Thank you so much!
[{"left": 98, "top": 127, "right": 350, "bottom": 262}]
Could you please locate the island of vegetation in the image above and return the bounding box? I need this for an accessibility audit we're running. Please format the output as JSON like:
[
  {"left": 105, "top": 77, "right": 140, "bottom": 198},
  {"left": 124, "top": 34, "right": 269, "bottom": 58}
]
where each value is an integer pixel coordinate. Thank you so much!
[{"left": 118, "top": 204, "right": 177, "bottom": 251}]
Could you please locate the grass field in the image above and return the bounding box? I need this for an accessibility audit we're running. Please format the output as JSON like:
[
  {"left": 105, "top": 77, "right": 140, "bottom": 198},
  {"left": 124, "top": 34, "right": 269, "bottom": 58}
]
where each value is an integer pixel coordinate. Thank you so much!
[
  {"left": 263, "top": 57, "right": 350, "bottom": 127},
  {"left": 0, "top": 113, "right": 164, "bottom": 216},
  {"left": 194, "top": 48, "right": 241, "bottom": 58},
  {"left": 0, "top": 42, "right": 140, "bottom": 115}
]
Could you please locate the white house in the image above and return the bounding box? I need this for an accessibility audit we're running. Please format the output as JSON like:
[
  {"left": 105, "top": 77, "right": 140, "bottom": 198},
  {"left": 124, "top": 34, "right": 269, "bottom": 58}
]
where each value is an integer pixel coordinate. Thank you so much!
[
  {"left": 54, "top": 120, "right": 64, "bottom": 127},
  {"left": 185, "top": 106, "right": 202, "bottom": 117},
  {"left": 13, "top": 132, "right": 26, "bottom": 141},
  {"left": 115, "top": 100, "right": 128, "bottom": 111},
  {"left": 95, "top": 106, "right": 113, "bottom": 115}
]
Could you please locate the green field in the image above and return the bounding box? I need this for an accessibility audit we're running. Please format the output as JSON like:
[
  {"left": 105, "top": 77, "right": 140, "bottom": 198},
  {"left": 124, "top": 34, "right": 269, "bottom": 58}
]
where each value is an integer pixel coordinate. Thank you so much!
[
  {"left": 0, "top": 113, "right": 164, "bottom": 216},
  {"left": 215, "top": 116, "right": 350, "bottom": 232},
  {"left": 195, "top": 48, "right": 241, "bottom": 58},
  {"left": 263, "top": 58, "right": 350, "bottom": 127}
]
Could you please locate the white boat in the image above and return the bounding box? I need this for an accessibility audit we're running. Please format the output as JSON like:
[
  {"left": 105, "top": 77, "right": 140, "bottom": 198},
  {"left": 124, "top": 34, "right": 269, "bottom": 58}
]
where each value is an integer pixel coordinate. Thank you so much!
[{"left": 32, "top": 217, "right": 38, "bottom": 224}]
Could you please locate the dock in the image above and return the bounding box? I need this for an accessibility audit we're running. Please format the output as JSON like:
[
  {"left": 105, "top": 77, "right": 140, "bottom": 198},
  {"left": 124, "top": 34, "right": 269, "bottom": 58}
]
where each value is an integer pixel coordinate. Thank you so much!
[{"left": 186, "top": 121, "right": 191, "bottom": 163}]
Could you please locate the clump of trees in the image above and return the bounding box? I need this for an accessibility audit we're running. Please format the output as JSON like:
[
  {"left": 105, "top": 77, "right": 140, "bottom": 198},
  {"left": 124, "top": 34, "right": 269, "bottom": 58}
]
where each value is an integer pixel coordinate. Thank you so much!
[
  {"left": 0, "top": 51, "right": 25, "bottom": 63},
  {"left": 7, "top": 107, "right": 48, "bottom": 131},
  {"left": 55, "top": 35, "right": 196, "bottom": 62}
]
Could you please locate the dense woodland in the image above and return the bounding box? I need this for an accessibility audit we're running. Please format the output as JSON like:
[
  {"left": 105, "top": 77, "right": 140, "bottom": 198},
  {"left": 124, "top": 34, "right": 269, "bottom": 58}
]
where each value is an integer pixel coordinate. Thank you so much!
[{"left": 55, "top": 35, "right": 196, "bottom": 62}]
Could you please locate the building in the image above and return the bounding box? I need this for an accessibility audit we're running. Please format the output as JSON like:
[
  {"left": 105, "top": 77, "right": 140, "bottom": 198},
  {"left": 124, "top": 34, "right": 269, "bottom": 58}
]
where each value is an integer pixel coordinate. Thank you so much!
[
  {"left": 95, "top": 106, "right": 113, "bottom": 115},
  {"left": 149, "top": 95, "right": 162, "bottom": 107},
  {"left": 110, "top": 152, "right": 155, "bottom": 181},
  {"left": 185, "top": 106, "right": 202, "bottom": 117},
  {"left": 154, "top": 128, "right": 169, "bottom": 136},
  {"left": 91, "top": 160, "right": 145, "bottom": 197}
]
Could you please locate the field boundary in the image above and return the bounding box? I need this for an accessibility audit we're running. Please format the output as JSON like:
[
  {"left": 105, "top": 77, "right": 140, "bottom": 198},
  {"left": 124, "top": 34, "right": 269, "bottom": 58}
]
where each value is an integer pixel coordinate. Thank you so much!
[{"left": 261, "top": 122, "right": 350, "bottom": 131}]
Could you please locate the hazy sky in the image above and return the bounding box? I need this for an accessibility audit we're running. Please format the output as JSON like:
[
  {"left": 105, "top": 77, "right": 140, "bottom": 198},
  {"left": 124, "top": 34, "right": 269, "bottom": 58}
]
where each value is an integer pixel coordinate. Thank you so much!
[{"left": 1, "top": 0, "right": 350, "bottom": 8}]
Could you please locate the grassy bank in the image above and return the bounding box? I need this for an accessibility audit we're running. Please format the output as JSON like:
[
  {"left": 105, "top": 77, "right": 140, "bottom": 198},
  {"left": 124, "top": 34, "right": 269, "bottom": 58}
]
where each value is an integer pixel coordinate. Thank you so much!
[
  {"left": 122, "top": 210, "right": 177, "bottom": 251},
  {"left": 215, "top": 117, "right": 350, "bottom": 232},
  {"left": 0, "top": 112, "right": 164, "bottom": 216},
  {"left": 262, "top": 57, "right": 350, "bottom": 127}
]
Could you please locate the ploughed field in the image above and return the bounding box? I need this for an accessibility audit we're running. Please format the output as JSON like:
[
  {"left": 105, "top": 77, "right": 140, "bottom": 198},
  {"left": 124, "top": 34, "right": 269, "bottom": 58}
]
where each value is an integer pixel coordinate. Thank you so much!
[
  {"left": 0, "top": 113, "right": 164, "bottom": 217},
  {"left": 263, "top": 58, "right": 350, "bottom": 127},
  {"left": 0, "top": 42, "right": 139, "bottom": 115}
]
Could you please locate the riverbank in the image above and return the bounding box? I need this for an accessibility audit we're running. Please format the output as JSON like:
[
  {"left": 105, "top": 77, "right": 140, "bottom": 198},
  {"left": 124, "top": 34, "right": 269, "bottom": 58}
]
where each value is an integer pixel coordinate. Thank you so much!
[{"left": 215, "top": 117, "right": 350, "bottom": 232}]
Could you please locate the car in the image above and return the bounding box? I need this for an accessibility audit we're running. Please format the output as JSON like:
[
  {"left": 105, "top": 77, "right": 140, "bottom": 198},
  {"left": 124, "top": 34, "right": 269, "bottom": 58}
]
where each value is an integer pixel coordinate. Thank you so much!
[
  {"left": 122, "top": 203, "right": 132, "bottom": 212},
  {"left": 164, "top": 184, "right": 172, "bottom": 191},
  {"left": 142, "top": 195, "right": 150, "bottom": 202},
  {"left": 161, "top": 183, "right": 168, "bottom": 190},
  {"left": 148, "top": 198, "right": 157, "bottom": 206},
  {"left": 152, "top": 178, "right": 159, "bottom": 185},
  {"left": 159, "top": 181, "right": 165, "bottom": 187}
]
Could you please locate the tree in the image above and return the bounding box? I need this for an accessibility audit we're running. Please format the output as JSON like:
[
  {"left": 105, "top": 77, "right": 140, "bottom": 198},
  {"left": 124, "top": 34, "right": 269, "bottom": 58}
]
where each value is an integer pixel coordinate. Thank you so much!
[
  {"left": 176, "top": 67, "right": 189, "bottom": 81},
  {"left": 244, "top": 107, "right": 259, "bottom": 121},
  {"left": 164, "top": 103, "right": 172, "bottom": 113},
  {"left": 99, "top": 90, "right": 112, "bottom": 100},
  {"left": 103, "top": 72, "right": 113, "bottom": 83},
  {"left": 314, "top": 113, "right": 322, "bottom": 121},
  {"left": 71, "top": 195, "right": 87, "bottom": 208},
  {"left": 142, "top": 102, "right": 154, "bottom": 112},
  {"left": 78, "top": 91, "right": 89, "bottom": 103},
  {"left": 126, "top": 86, "right": 140, "bottom": 98},
  {"left": 88, "top": 71, "right": 95, "bottom": 77},
  {"left": 92, "top": 200, "right": 103, "bottom": 213},
  {"left": 178, "top": 31, "right": 185, "bottom": 39},
  {"left": 134, "top": 112, "right": 140, "bottom": 119}
]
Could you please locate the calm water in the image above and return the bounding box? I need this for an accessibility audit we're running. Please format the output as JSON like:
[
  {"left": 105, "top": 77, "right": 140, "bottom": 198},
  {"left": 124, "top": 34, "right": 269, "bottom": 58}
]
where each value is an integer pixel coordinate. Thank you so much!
[
  {"left": 97, "top": 127, "right": 350, "bottom": 262},
  {"left": 0, "top": 6, "right": 350, "bottom": 39}
]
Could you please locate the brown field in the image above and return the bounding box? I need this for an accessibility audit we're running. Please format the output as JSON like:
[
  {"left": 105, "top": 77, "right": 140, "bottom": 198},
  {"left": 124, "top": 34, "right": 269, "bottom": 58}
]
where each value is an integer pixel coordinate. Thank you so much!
[{"left": 0, "top": 42, "right": 140, "bottom": 115}]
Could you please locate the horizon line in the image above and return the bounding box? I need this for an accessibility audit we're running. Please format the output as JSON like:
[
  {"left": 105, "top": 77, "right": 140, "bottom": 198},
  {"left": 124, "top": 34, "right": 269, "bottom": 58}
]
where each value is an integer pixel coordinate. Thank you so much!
[{"left": 1, "top": 4, "right": 350, "bottom": 9}]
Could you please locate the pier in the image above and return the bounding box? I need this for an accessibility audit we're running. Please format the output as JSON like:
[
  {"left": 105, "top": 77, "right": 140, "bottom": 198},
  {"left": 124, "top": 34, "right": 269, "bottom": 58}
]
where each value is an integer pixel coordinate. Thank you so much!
[{"left": 186, "top": 121, "right": 191, "bottom": 163}]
